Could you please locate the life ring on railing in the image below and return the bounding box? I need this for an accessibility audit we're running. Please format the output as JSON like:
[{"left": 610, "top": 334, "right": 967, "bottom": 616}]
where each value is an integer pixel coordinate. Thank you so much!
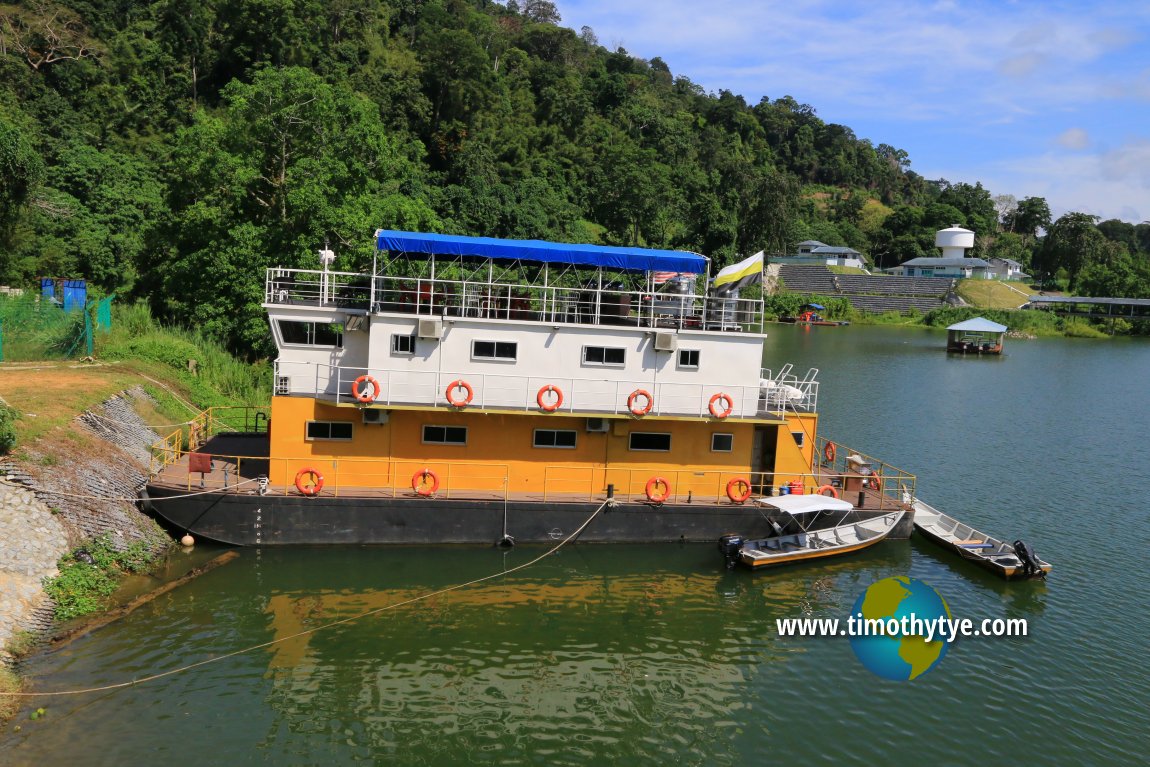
[
  {"left": 865, "top": 474, "right": 881, "bottom": 491},
  {"left": 352, "top": 375, "right": 380, "bottom": 404},
  {"left": 726, "top": 477, "right": 752, "bottom": 504},
  {"left": 823, "top": 441, "right": 836, "bottom": 464},
  {"left": 294, "top": 467, "right": 324, "bottom": 497},
  {"left": 645, "top": 476, "right": 671, "bottom": 504},
  {"left": 537, "top": 384, "right": 563, "bottom": 412},
  {"left": 708, "top": 392, "right": 734, "bottom": 419},
  {"left": 816, "top": 484, "right": 840, "bottom": 498},
  {"left": 628, "top": 389, "right": 654, "bottom": 416},
  {"left": 412, "top": 468, "right": 439, "bottom": 496},
  {"left": 445, "top": 379, "right": 474, "bottom": 407}
]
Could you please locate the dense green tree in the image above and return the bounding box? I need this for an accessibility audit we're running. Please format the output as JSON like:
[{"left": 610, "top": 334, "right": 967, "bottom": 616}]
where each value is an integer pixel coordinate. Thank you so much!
[
  {"left": 1007, "top": 196, "right": 1051, "bottom": 244},
  {"left": 152, "top": 66, "right": 438, "bottom": 350},
  {"left": 1035, "top": 212, "right": 1106, "bottom": 290},
  {"left": 0, "top": 111, "right": 44, "bottom": 245},
  {"left": 1096, "top": 219, "right": 1137, "bottom": 254}
]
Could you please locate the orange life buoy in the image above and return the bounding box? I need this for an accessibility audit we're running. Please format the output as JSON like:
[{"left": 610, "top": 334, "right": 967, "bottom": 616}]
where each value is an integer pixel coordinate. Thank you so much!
[
  {"left": 645, "top": 476, "right": 670, "bottom": 503},
  {"left": 411, "top": 468, "right": 440, "bottom": 496},
  {"left": 708, "top": 392, "right": 734, "bottom": 419},
  {"left": 816, "top": 484, "right": 840, "bottom": 498},
  {"left": 537, "top": 384, "right": 563, "bottom": 412},
  {"left": 865, "top": 474, "right": 881, "bottom": 491},
  {"left": 628, "top": 389, "right": 654, "bottom": 416},
  {"left": 726, "top": 476, "right": 752, "bottom": 503},
  {"left": 352, "top": 375, "right": 380, "bottom": 404},
  {"left": 445, "top": 379, "right": 474, "bottom": 407},
  {"left": 823, "top": 441, "right": 836, "bottom": 464},
  {"left": 294, "top": 467, "right": 324, "bottom": 497}
]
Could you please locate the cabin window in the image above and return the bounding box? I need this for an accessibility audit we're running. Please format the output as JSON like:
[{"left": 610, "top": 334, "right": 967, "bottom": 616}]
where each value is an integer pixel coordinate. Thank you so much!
[
  {"left": 583, "top": 346, "right": 626, "bottom": 366},
  {"left": 711, "top": 433, "right": 734, "bottom": 452},
  {"left": 279, "top": 320, "right": 342, "bottom": 347},
  {"left": 791, "top": 431, "right": 805, "bottom": 447},
  {"left": 629, "top": 432, "right": 671, "bottom": 452},
  {"left": 472, "top": 340, "right": 517, "bottom": 360},
  {"left": 678, "top": 349, "right": 700, "bottom": 369},
  {"left": 392, "top": 334, "right": 416, "bottom": 355},
  {"left": 533, "top": 429, "right": 577, "bottom": 449},
  {"left": 423, "top": 425, "right": 467, "bottom": 445},
  {"left": 305, "top": 421, "right": 353, "bottom": 441}
]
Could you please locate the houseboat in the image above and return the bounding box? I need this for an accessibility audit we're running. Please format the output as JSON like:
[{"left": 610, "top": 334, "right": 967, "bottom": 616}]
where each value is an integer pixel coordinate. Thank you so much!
[
  {"left": 143, "top": 231, "right": 915, "bottom": 546},
  {"left": 946, "top": 317, "right": 1006, "bottom": 354}
]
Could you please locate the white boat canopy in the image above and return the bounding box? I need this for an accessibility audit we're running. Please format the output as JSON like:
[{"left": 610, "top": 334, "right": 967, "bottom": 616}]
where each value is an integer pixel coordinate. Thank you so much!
[
  {"left": 754, "top": 495, "right": 854, "bottom": 515},
  {"left": 946, "top": 317, "right": 1008, "bottom": 333}
]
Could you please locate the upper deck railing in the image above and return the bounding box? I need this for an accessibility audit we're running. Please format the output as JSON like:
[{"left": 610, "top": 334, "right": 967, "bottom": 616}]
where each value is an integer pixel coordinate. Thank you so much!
[{"left": 265, "top": 267, "right": 763, "bottom": 332}]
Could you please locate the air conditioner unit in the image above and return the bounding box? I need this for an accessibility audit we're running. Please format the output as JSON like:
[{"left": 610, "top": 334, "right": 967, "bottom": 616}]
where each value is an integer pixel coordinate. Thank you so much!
[
  {"left": 653, "top": 332, "right": 677, "bottom": 352},
  {"left": 344, "top": 315, "right": 366, "bottom": 332},
  {"left": 417, "top": 318, "right": 443, "bottom": 339},
  {"left": 586, "top": 418, "right": 609, "bottom": 433},
  {"left": 362, "top": 409, "right": 389, "bottom": 425}
]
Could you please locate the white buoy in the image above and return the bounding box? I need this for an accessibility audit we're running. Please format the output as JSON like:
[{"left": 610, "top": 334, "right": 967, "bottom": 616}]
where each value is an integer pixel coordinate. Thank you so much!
[{"left": 180, "top": 534, "right": 195, "bottom": 547}]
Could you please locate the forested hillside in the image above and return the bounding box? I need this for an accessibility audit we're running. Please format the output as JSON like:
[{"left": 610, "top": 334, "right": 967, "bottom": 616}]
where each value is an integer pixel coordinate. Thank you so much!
[{"left": 2, "top": 0, "right": 1148, "bottom": 352}]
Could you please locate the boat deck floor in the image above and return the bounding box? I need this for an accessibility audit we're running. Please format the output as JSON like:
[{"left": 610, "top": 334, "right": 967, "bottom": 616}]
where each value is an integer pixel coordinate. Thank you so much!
[{"left": 150, "top": 433, "right": 902, "bottom": 510}]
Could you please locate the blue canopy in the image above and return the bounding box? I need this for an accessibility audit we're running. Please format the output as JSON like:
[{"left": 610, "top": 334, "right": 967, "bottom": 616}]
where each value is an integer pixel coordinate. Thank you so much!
[{"left": 376, "top": 230, "right": 708, "bottom": 274}]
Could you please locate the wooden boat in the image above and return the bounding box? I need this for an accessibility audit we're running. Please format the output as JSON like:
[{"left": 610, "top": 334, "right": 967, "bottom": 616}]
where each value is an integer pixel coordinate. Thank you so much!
[
  {"left": 780, "top": 303, "right": 849, "bottom": 326},
  {"left": 718, "top": 495, "right": 904, "bottom": 570},
  {"left": 913, "top": 500, "right": 1051, "bottom": 580}
]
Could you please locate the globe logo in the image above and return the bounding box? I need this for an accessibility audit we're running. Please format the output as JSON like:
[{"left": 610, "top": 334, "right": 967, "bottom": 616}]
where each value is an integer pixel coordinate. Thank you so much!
[{"left": 848, "top": 576, "right": 951, "bottom": 680}]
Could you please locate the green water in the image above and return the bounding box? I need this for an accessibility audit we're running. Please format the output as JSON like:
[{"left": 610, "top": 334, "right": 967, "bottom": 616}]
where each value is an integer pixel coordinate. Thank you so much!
[{"left": 5, "top": 325, "right": 1149, "bottom": 765}]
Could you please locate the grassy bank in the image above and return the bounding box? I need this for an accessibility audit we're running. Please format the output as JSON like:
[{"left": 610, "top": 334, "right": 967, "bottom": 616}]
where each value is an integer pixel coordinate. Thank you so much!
[
  {"left": 0, "top": 305, "right": 269, "bottom": 672},
  {"left": 43, "top": 534, "right": 160, "bottom": 621},
  {"left": 0, "top": 303, "right": 270, "bottom": 451},
  {"left": 767, "top": 290, "right": 1120, "bottom": 338}
]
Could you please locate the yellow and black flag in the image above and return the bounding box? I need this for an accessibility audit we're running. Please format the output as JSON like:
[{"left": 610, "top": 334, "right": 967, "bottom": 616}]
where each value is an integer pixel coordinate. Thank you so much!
[{"left": 710, "top": 251, "right": 764, "bottom": 293}]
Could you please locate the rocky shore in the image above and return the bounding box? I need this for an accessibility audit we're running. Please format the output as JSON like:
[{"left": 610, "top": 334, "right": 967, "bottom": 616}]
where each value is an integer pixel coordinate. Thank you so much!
[{"left": 0, "top": 388, "right": 172, "bottom": 662}]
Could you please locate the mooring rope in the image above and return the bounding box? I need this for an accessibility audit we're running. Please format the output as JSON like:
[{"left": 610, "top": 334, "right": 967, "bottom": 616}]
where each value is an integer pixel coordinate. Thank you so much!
[{"left": 1, "top": 499, "right": 611, "bottom": 698}]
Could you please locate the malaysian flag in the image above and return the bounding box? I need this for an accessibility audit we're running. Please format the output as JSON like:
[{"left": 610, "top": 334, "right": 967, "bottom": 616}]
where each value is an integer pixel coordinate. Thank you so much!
[{"left": 651, "top": 271, "right": 682, "bottom": 285}]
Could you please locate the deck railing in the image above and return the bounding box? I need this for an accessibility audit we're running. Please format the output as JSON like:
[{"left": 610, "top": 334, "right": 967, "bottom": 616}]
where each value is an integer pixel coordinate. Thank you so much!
[
  {"left": 275, "top": 360, "right": 771, "bottom": 419},
  {"left": 152, "top": 446, "right": 909, "bottom": 509},
  {"left": 150, "top": 406, "right": 270, "bottom": 474},
  {"left": 813, "top": 436, "right": 917, "bottom": 506},
  {"left": 265, "top": 268, "right": 763, "bottom": 332}
]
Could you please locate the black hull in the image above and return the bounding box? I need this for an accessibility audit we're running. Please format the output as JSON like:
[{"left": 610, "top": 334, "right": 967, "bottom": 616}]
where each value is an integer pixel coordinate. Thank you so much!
[
  {"left": 143, "top": 485, "right": 772, "bottom": 546},
  {"left": 144, "top": 485, "right": 914, "bottom": 546}
]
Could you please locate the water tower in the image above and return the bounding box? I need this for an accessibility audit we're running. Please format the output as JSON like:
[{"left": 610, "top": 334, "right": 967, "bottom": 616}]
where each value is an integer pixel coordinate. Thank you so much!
[{"left": 935, "top": 225, "right": 974, "bottom": 258}]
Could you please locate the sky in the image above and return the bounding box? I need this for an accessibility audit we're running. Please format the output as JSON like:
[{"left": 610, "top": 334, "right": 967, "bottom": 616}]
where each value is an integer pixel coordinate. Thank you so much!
[{"left": 554, "top": 0, "right": 1150, "bottom": 224}]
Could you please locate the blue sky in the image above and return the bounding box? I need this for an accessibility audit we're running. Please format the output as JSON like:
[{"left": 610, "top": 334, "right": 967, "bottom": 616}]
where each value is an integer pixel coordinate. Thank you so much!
[{"left": 555, "top": 0, "right": 1150, "bottom": 224}]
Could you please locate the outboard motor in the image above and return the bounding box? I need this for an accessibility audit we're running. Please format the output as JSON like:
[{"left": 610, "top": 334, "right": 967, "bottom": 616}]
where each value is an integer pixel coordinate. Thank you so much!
[
  {"left": 718, "top": 534, "right": 745, "bottom": 570},
  {"left": 1012, "top": 540, "right": 1044, "bottom": 578}
]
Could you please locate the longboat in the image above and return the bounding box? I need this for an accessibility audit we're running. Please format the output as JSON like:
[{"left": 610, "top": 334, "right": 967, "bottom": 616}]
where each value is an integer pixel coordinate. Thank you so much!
[
  {"left": 718, "top": 495, "right": 904, "bottom": 570},
  {"left": 143, "top": 230, "right": 918, "bottom": 546},
  {"left": 913, "top": 500, "right": 1050, "bottom": 579}
]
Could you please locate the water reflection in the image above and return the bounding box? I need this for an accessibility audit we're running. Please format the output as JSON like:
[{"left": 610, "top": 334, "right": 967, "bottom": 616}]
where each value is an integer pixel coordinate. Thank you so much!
[{"left": 7, "top": 327, "right": 1150, "bottom": 766}]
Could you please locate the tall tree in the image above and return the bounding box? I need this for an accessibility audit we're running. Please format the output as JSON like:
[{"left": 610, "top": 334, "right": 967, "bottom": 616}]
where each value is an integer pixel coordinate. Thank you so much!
[
  {"left": 1036, "top": 212, "right": 1105, "bottom": 290},
  {"left": 1008, "top": 196, "right": 1051, "bottom": 244},
  {"left": 0, "top": 112, "right": 44, "bottom": 247}
]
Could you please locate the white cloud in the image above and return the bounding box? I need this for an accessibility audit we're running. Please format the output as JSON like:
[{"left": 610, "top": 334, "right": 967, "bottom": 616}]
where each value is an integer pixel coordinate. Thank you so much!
[{"left": 1057, "top": 129, "right": 1090, "bottom": 150}]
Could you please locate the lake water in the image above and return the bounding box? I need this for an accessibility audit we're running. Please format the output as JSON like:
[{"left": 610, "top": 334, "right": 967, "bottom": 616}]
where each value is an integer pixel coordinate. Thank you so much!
[{"left": 5, "top": 325, "right": 1149, "bottom": 765}]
